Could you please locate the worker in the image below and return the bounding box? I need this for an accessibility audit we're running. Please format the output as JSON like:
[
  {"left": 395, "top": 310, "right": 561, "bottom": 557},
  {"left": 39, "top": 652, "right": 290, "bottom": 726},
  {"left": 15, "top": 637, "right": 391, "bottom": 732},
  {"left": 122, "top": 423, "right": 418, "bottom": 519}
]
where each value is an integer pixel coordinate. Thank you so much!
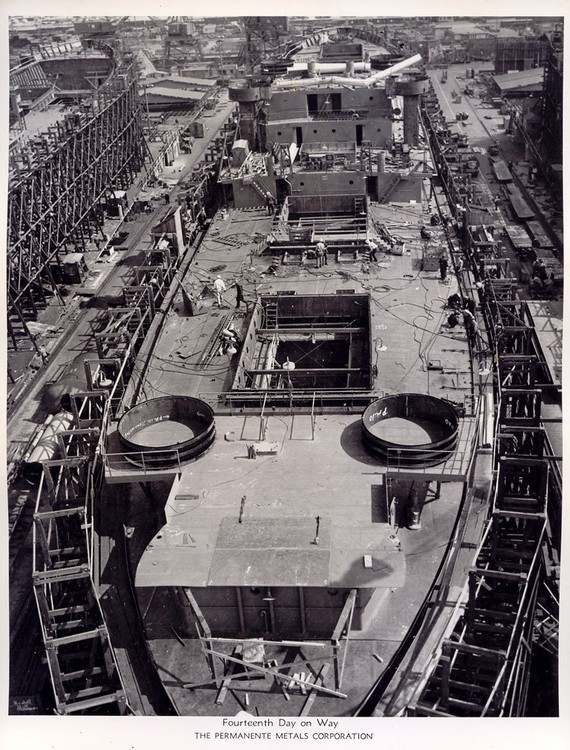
[
  {"left": 463, "top": 308, "right": 478, "bottom": 345},
  {"left": 366, "top": 239, "right": 379, "bottom": 262},
  {"left": 323, "top": 243, "right": 329, "bottom": 265},
  {"left": 447, "top": 293, "right": 461, "bottom": 310},
  {"left": 234, "top": 282, "right": 246, "bottom": 310},
  {"left": 439, "top": 255, "right": 448, "bottom": 282},
  {"left": 447, "top": 312, "right": 459, "bottom": 328},
  {"left": 315, "top": 242, "right": 325, "bottom": 268},
  {"left": 265, "top": 194, "right": 275, "bottom": 216},
  {"left": 213, "top": 275, "right": 227, "bottom": 307},
  {"left": 463, "top": 297, "right": 477, "bottom": 317},
  {"left": 532, "top": 258, "right": 548, "bottom": 282},
  {"left": 462, "top": 308, "right": 475, "bottom": 326},
  {"left": 531, "top": 261, "right": 553, "bottom": 296},
  {"left": 465, "top": 315, "right": 478, "bottom": 346},
  {"left": 301, "top": 250, "right": 308, "bottom": 267},
  {"left": 219, "top": 324, "right": 241, "bottom": 355}
]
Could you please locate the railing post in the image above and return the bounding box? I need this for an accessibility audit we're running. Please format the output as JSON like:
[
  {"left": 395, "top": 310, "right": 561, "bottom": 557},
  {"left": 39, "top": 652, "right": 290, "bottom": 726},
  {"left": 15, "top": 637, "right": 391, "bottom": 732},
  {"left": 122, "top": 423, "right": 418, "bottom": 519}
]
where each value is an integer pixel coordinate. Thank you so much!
[{"left": 311, "top": 392, "right": 316, "bottom": 441}]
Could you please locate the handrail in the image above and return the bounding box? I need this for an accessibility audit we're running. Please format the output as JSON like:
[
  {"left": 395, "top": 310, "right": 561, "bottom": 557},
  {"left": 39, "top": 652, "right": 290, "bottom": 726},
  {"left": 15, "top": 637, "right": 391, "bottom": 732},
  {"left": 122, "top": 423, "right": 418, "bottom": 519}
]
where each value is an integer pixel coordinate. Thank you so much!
[
  {"left": 103, "top": 447, "right": 183, "bottom": 475},
  {"left": 197, "top": 388, "right": 377, "bottom": 415}
]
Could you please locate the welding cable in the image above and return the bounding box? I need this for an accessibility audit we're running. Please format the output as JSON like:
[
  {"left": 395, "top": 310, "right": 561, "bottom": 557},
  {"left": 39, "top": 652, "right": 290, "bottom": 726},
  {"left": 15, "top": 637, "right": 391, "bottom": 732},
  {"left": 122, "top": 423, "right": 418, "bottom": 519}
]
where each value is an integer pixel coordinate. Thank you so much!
[
  {"left": 156, "top": 362, "right": 230, "bottom": 377},
  {"left": 154, "top": 350, "right": 235, "bottom": 373},
  {"left": 382, "top": 306, "right": 463, "bottom": 342}
]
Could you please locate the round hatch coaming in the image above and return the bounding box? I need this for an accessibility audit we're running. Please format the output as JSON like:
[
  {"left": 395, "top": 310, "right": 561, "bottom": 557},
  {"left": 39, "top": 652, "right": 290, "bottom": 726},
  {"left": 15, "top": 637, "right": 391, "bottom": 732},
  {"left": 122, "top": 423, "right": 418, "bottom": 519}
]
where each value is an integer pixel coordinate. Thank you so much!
[
  {"left": 361, "top": 393, "right": 459, "bottom": 467},
  {"left": 118, "top": 396, "right": 215, "bottom": 468}
]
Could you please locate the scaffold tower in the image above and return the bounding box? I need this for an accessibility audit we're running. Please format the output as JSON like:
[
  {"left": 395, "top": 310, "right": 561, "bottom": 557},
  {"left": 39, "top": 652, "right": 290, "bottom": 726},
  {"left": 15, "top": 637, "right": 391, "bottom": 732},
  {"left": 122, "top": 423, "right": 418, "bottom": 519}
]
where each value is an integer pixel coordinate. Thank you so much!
[{"left": 7, "top": 70, "right": 149, "bottom": 350}]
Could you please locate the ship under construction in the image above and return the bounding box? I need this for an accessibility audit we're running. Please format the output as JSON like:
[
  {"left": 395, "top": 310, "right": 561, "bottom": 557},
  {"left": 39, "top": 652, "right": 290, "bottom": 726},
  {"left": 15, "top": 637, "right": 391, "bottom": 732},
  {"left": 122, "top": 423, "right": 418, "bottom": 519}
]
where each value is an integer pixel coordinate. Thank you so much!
[{"left": 7, "top": 16, "right": 562, "bottom": 720}]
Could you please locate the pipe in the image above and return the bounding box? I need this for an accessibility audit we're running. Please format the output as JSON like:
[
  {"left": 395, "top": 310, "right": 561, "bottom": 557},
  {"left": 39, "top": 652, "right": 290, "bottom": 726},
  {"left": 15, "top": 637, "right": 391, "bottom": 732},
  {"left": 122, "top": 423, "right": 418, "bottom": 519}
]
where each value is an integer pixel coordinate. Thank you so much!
[
  {"left": 287, "top": 61, "right": 371, "bottom": 74},
  {"left": 273, "top": 76, "right": 337, "bottom": 90},
  {"left": 26, "top": 411, "right": 74, "bottom": 466},
  {"left": 272, "top": 54, "right": 422, "bottom": 90},
  {"left": 361, "top": 53, "right": 422, "bottom": 85}
]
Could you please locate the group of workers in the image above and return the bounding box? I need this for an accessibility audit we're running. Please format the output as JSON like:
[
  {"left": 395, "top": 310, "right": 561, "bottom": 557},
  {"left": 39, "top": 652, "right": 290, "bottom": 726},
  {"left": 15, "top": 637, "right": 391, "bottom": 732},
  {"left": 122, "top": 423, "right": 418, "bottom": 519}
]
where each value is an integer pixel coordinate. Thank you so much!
[
  {"left": 446, "top": 292, "right": 479, "bottom": 345},
  {"left": 296, "top": 238, "right": 383, "bottom": 268},
  {"left": 213, "top": 275, "right": 247, "bottom": 310},
  {"left": 298, "top": 241, "right": 329, "bottom": 268}
]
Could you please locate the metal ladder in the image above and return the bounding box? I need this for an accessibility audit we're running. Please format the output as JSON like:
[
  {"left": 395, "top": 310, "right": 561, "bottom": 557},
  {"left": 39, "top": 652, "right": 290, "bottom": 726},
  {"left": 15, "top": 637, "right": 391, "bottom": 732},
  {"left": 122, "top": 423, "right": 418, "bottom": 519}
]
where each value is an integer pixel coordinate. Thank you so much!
[{"left": 264, "top": 301, "right": 278, "bottom": 329}]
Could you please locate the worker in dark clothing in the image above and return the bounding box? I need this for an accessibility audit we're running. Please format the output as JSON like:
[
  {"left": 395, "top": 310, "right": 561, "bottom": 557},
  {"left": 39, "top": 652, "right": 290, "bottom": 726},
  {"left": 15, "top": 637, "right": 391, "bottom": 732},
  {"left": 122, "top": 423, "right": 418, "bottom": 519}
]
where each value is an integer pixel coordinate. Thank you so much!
[
  {"left": 266, "top": 195, "right": 275, "bottom": 216},
  {"left": 235, "top": 282, "right": 246, "bottom": 310},
  {"left": 315, "top": 243, "right": 324, "bottom": 268},
  {"left": 439, "top": 255, "right": 448, "bottom": 282},
  {"left": 447, "top": 293, "right": 461, "bottom": 310},
  {"left": 531, "top": 259, "right": 553, "bottom": 296},
  {"left": 532, "top": 258, "right": 548, "bottom": 282}
]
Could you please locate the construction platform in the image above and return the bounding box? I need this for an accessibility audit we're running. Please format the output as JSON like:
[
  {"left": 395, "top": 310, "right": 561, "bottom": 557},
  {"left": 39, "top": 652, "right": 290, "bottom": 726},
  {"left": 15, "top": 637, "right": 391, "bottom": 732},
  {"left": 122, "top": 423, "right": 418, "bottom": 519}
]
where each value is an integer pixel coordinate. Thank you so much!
[{"left": 98, "top": 200, "right": 479, "bottom": 716}]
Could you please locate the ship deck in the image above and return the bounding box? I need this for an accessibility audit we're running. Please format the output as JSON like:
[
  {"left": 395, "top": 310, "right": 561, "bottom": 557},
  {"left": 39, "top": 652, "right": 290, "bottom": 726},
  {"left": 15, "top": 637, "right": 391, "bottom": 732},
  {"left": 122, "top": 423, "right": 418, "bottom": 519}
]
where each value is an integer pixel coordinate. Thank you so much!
[{"left": 106, "top": 193, "right": 479, "bottom": 716}]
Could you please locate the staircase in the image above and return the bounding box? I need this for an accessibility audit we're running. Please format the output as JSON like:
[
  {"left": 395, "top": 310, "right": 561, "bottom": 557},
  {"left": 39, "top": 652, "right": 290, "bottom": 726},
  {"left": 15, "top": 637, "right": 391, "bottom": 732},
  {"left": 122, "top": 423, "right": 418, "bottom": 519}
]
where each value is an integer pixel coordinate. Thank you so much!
[{"left": 377, "top": 174, "right": 401, "bottom": 204}]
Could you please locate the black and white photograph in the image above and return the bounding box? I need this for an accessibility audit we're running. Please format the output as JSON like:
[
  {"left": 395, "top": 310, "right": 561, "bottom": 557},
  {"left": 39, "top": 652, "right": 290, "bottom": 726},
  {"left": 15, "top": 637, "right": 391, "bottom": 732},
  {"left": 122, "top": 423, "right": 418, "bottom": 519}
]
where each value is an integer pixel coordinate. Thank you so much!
[{"left": 3, "top": 2, "right": 567, "bottom": 747}]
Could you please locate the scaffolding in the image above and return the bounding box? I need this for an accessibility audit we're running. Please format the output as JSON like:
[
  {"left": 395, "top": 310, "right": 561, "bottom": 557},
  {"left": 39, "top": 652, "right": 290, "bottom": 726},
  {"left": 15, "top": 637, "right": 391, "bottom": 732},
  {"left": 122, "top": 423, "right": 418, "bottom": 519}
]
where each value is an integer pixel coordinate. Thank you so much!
[
  {"left": 407, "top": 275, "right": 555, "bottom": 717},
  {"left": 396, "top": 92, "right": 562, "bottom": 718},
  {"left": 495, "top": 37, "right": 551, "bottom": 74},
  {"left": 32, "top": 424, "right": 129, "bottom": 715},
  {"left": 29, "top": 250, "right": 165, "bottom": 713},
  {"left": 26, "top": 158, "right": 228, "bottom": 711},
  {"left": 7, "top": 69, "right": 149, "bottom": 350}
]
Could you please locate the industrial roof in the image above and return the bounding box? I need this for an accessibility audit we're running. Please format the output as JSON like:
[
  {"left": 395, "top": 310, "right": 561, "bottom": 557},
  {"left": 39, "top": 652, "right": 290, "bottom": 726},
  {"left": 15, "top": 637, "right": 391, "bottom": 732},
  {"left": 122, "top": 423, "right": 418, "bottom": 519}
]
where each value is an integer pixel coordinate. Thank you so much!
[
  {"left": 144, "top": 87, "right": 204, "bottom": 101},
  {"left": 492, "top": 68, "right": 544, "bottom": 92},
  {"left": 434, "top": 22, "right": 490, "bottom": 35}
]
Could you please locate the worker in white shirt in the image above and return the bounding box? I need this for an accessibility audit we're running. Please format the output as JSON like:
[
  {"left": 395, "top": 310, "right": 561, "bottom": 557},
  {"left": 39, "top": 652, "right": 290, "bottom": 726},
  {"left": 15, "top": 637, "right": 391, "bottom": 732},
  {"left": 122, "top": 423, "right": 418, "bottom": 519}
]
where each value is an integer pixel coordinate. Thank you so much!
[
  {"left": 213, "top": 275, "right": 227, "bottom": 307},
  {"left": 366, "top": 239, "right": 379, "bottom": 262},
  {"left": 315, "top": 241, "right": 326, "bottom": 268}
]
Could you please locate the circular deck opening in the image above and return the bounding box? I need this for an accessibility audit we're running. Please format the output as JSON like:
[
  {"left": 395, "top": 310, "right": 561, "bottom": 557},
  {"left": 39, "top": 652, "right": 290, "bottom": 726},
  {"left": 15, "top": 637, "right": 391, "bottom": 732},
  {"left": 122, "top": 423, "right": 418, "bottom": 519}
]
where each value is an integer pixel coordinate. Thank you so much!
[
  {"left": 118, "top": 396, "right": 215, "bottom": 469},
  {"left": 361, "top": 393, "right": 458, "bottom": 467}
]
